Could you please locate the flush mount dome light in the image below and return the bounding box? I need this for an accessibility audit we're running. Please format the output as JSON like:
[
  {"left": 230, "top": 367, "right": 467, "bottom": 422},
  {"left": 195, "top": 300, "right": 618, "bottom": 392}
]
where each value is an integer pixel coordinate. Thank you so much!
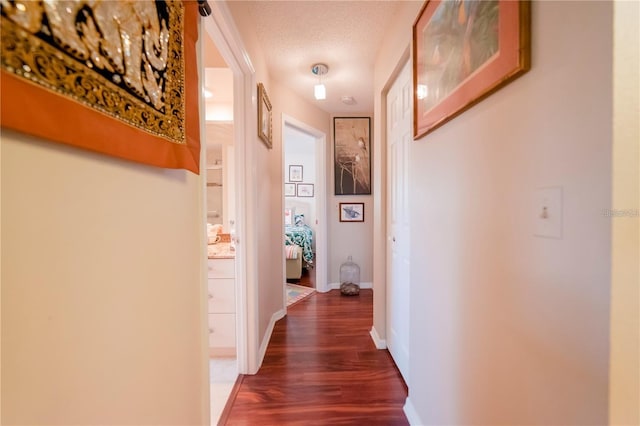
[
  {"left": 341, "top": 95, "right": 357, "bottom": 105},
  {"left": 311, "top": 63, "right": 329, "bottom": 100}
]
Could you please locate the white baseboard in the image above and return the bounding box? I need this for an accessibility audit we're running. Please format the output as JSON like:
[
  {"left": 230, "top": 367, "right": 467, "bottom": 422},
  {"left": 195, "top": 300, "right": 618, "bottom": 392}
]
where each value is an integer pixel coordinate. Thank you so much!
[
  {"left": 257, "top": 308, "right": 285, "bottom": 368},
  {"left": 329, "top": 281, "right": 373, "bottom": 290},
  {"left": 369, "top": 326, "right": 387, "bottom": 349},
  {"left": 403, "top": 396, "right": 422, "bottom": 425}
]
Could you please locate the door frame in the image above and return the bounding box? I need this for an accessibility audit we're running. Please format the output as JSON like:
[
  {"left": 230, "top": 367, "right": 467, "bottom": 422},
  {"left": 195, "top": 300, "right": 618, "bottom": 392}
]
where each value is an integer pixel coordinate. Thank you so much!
[
  {"left": 372, "top": 48, "right": 411, "bottom": 349},
  {"left": 282, "top": 114, "right": 329, "bottom": 294},
  {"left": 202, "top": 2, "right": 258, "bottom": 375},
  {"left": 385, "top": 58, "right": 411, "bottom": 383},
  {"left": 378, "top": 49, "right": 416, "bottom": 421}
]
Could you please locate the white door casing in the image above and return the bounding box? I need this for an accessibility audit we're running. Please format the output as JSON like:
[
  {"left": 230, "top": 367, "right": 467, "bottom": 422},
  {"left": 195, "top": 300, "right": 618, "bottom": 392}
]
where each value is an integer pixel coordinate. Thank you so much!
[
  {"left": 203, "top": 2, "right": 257, "bottom": 375},
  {"left": 386, "top": 60, "right": 411, "bottom": 383}
]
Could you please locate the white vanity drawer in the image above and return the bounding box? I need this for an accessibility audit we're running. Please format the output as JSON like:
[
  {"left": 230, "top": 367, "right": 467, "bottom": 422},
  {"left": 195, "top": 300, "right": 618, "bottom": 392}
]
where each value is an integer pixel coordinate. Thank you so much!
[
  {"left": 208, "top": 313, "right": 236, "bottom": 348},
  {"left": 208, "top": 278, "right": 235, "bottom": 313},
  {"left": 207, "top": 258, "right": 235, "bottom": 278}
]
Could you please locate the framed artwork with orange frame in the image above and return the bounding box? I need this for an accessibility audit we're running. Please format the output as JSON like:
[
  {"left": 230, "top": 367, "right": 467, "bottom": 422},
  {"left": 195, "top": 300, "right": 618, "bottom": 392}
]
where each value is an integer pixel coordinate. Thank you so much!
[{"left": 413, "top": 0, "right": 531, "bottom": 139}]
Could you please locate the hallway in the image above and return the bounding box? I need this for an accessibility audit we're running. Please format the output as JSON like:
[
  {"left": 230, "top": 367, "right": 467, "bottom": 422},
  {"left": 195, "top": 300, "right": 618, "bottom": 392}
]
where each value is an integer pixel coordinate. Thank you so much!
[{"left": 220, "top": 289, "right": 408, "bottom": 425}]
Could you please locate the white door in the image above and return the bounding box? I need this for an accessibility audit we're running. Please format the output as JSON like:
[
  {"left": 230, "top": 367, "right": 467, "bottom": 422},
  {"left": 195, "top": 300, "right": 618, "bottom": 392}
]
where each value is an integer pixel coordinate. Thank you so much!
[{"left": 386, "top": 61, "right": 411, "bottom": 382}]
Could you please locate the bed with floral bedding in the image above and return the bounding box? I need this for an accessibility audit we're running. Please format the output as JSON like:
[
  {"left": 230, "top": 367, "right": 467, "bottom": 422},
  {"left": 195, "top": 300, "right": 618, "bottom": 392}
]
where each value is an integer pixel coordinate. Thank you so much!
[{"left": 285, "top": 214, "right": 314, "bottom": 266}]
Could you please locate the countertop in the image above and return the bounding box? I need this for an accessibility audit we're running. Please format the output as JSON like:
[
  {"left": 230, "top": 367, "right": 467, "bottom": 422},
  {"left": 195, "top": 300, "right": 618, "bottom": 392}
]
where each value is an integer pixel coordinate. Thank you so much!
[{"left": 208, "top": 242, "right": 235, "bottom": 259}]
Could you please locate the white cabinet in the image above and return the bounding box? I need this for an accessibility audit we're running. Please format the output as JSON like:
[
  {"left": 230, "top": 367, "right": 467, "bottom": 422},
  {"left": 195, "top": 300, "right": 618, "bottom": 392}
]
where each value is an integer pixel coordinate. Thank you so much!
[
  {"left": 208, "top": 279, "right": 235, "bottom": 313},
  {"left": 207, "top": 258, "right": 236, "bottom": 357}
]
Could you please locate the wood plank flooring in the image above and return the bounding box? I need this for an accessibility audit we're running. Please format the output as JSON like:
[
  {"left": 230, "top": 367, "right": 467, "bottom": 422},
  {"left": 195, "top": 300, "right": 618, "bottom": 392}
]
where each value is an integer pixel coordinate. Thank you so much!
[{"left": 221, "top": 289, "right": 409, "bottom": 425}]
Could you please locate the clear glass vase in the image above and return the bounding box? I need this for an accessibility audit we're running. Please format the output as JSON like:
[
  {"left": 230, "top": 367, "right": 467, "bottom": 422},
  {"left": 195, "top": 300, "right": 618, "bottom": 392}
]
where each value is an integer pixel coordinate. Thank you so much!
[{"left": 340, "top": 256, "right": 360, "bottom": 287}]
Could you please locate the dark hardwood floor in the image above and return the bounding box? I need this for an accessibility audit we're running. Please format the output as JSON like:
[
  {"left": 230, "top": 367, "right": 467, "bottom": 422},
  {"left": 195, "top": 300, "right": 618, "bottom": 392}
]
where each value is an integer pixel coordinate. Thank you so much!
[{"left": 220, "top": 289, "right": 409, "bottom": 425}]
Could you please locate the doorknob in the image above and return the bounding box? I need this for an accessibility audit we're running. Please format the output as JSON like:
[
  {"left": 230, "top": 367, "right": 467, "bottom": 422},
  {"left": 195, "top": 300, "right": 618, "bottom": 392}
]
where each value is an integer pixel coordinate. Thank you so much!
[{"left": 392, "top": 237, "right": 396, "bottom": 242}]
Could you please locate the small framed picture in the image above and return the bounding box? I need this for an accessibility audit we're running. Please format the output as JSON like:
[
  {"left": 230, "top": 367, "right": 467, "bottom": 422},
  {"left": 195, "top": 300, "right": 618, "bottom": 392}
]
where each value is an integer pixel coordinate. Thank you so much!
[
  {"left": 289, "top": 165, "right": 303, "bottom": 182},
  {"left": 258, "top": 83, "right": 272, "bottom": 148},
  {"left": 297, "top": 183, "right": 314, "bottom": 197},
  {"left": 339, "top": 203, "right": 364, "bottom": 222},
  {"left": 284, "top": 183, "right": 296, "bottom": 197}
]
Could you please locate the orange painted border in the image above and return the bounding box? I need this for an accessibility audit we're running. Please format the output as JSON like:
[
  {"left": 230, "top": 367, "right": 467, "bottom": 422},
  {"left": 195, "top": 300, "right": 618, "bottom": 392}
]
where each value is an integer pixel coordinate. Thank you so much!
[{"left": 0, "top": 1, "right": 200, "bottom": 174}]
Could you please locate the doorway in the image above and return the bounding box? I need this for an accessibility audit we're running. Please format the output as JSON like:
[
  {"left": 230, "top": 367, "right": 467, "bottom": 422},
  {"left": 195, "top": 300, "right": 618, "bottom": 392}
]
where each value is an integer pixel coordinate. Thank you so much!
[
  {"left": 385, "top": 59, "right": 412, "bottom": 383},
  {"left": 282, "top": 115, "right": 328, "bottom": 295},
  {"left": 201, "top": 29, "right": 239, "bottom": 425}
]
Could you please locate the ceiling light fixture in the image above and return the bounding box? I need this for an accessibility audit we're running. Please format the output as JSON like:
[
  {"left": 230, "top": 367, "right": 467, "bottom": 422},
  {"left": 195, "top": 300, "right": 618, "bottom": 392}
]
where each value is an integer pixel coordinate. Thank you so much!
[{"left": 311, "top": 63, "right": 329, "bottom": 100}]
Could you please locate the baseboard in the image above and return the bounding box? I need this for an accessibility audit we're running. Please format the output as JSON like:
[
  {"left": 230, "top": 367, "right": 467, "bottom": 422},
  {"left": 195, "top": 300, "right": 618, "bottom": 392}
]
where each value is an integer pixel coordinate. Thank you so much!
[
  {"left": 369, "top": 326, "right": 387, "bottom": 349},
  {"left": 403, "top": 396, "right": 422, "bottom": 425},
  {"left": 217, "top": 374, "right": 244, "bottom": 426},
  {"left": 329, "top": 281, "right": 373, "bottom": 290},
  {"left": 257, "top": 308, "right": 285, "bottom": 368}
]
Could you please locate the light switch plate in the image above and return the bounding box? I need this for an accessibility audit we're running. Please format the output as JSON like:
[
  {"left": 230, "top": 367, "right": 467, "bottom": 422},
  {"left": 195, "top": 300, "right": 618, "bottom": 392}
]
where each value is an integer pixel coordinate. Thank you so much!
[{"left": 534, "top": 186, "right": 563, "bottom": 239}]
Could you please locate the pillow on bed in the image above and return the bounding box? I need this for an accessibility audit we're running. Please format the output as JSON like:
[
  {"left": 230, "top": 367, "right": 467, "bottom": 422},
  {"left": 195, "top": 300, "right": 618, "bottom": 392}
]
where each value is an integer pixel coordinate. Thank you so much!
[
  {"left": 294, "top": 214, "right": 305, "bottom": 226},
  {"left": 284, "top": 208, "right": 295, "bottom": 225}
]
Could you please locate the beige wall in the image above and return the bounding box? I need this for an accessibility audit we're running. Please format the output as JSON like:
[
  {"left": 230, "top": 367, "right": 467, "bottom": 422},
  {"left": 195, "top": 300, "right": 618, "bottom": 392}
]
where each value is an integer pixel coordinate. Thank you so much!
[
  {"left": 375, "top": 1, "right": 614, "bottom": 424},
  {"left": 273, "top": 80, "right": 331, "bottom": 265},
  {"left": 227, "top": 1, "right": 331, "bottom": 351},
  {"left": 1, "top": 131, "right": 207, "bottom": 424},
  {"left": 609, "top": 1, "right": 640, "bottom": 424},
  {"left": 329, "top": 114, "right": 374, "bottom": 285},
  {"left": 225, "top": 0, "right": 280, "bottom": 356}
]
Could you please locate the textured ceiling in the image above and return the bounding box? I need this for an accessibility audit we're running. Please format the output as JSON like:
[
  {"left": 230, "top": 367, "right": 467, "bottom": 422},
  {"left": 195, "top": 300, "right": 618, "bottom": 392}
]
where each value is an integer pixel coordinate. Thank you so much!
[{"left": 244, "top": 1, "right": 404, "bottom": 114}]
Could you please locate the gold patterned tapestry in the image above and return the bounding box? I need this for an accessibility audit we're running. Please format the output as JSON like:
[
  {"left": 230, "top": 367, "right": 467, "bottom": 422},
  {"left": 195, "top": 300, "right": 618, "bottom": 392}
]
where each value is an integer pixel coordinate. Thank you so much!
[{"left": 1, "top": 0, "right": 200, "bottom": 173}]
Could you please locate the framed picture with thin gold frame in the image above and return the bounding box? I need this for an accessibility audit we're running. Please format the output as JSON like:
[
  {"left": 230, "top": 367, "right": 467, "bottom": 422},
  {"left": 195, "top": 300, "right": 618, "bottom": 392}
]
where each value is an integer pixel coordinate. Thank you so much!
[{"left": 258, "top": 83, "right": 272, "bottom": 148}]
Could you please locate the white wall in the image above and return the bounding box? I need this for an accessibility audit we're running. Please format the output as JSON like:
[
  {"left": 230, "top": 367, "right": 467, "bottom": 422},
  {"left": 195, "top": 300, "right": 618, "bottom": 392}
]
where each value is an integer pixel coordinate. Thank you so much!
[
  {"left": 205, "top": 122, "right": 234, "bottom": 230},
  {"left": 1, "top": 131, "right": 207, "bottom": 424},
  {"left": 375, "top": 1, "right": 613, "bottom": 424},
  {"left": 284, "top": 126, "right": 317, "bottom": 235}
]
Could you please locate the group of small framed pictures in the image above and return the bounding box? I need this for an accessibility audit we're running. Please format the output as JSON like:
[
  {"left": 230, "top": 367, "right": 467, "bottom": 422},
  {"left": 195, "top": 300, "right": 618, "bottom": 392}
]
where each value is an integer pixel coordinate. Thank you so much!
[
  {"left": 286, "top": 164, "right": 364, "bottom": 222},
  {"left": 285, "top": 182, "right": 314, "bottom": 198},
  {"left": 285, "top": 164, "right": 314, "bottom": 197}
]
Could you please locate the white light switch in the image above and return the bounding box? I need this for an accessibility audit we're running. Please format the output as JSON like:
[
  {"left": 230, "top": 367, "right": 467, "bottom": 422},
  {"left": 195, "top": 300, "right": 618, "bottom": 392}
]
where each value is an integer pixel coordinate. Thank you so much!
[{"left": 534, "top": 186, "right": 563, "bottom": 239}]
